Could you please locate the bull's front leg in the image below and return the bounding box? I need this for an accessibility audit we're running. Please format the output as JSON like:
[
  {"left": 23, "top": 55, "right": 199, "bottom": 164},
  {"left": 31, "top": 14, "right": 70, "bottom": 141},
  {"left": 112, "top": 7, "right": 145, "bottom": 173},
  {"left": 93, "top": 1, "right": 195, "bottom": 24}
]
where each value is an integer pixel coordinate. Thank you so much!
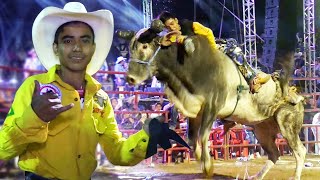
[{"left": 164, "top": 86, "right": 204, "bottom": 118}]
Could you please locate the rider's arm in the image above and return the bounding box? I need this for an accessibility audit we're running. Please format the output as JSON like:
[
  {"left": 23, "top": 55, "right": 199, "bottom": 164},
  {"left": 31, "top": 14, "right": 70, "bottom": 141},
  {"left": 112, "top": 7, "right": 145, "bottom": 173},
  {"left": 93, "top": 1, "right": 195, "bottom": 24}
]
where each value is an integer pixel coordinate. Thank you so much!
[{"left": 192, "top": 22, "right": 217, "bottom": 50}]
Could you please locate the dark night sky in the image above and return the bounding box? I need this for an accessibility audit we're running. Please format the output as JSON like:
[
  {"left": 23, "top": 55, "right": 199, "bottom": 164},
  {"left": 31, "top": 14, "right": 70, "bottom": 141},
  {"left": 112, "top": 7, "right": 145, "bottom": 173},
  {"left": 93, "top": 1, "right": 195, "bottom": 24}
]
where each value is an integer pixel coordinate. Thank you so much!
[{"left": 1, "top": 0, "right": 267, "bottom": 47}]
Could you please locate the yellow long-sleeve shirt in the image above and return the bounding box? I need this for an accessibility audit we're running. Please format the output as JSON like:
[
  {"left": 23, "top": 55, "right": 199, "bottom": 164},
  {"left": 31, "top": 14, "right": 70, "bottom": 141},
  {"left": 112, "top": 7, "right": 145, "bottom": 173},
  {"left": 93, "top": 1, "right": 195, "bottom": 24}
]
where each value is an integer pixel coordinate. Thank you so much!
[
  {"left": 0, "top": 65, "right": 149, "bottom": 180},
  {"left": 192, "top": 22, "right": 217, "bottom": 50},
  {"left": 169, "top": 21, "right": 217, "bottom": 50}
]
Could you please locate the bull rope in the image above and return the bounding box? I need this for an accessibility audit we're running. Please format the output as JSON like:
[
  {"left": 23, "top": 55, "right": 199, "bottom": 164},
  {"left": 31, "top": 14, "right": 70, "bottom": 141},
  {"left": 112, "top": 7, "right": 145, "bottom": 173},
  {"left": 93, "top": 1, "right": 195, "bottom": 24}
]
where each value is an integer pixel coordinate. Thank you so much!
[{"left": 224, "top": 60, "right": 247, "bottom": 119}]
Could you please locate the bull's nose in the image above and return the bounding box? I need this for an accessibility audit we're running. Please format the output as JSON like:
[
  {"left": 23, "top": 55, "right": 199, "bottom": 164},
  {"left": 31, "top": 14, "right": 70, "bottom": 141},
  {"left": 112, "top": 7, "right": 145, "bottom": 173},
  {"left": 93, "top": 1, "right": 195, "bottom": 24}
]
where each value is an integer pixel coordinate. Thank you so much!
[{"left": 126, "top": 75, "right": 136, "bottom": 85}]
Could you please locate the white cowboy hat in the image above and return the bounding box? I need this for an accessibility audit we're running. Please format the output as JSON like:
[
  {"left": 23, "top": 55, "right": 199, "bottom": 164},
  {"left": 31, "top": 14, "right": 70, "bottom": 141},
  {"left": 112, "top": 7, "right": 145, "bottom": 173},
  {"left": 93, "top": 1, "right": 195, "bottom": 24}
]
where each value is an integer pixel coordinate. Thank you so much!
[
  {"left": 116, "top": 56, "right": 127, "bottom": 64},
  {"left": 32, "top": 2, "right": 114, "bottom": 75},
  {"left": 294, "top": 52, "right": 303, "bottom": 58}
]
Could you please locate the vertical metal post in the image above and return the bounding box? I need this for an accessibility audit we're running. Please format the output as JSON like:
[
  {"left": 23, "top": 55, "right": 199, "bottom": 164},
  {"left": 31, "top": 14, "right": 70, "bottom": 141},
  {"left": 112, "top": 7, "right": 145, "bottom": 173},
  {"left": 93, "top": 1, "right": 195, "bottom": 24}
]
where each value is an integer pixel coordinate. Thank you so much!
[
  {"left": 303, "top": 0, "right": 316, "bottom": 93},
  {"left": 143, "top": 0, "right": 153, "bottom": 28},
  {"left": 242, "top": 0, "right": 257, "bottom": 68}
]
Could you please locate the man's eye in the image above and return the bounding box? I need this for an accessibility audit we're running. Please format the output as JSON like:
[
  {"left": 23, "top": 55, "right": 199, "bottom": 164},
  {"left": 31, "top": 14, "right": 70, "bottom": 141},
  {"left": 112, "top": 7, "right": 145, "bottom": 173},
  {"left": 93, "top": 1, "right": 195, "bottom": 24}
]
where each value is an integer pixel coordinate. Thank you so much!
[
  {"left": 82, "top": 39, "right": 91, "bottom": 43},
  {"left": 63, "top": 39, "right": 72, "bottom": 44}
]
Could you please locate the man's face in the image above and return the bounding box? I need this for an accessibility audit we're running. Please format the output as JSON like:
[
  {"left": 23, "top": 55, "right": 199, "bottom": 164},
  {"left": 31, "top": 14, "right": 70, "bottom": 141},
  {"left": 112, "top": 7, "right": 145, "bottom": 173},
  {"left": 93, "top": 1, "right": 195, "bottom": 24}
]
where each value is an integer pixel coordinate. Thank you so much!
[
  {"left": 155, "top": 104, "right": 162, "bottom": 111},
  {"left": 164, "top": 18, "right": 181, "bottom": 32},
  {"left": 53, "top": 22, "right": 96, "bottom": 73},
  {"left": 111, "top": 98, "right": 118, "bottom": 107},
  {"left": 120, "top": 60, "right": 126, "bottom": 65}
]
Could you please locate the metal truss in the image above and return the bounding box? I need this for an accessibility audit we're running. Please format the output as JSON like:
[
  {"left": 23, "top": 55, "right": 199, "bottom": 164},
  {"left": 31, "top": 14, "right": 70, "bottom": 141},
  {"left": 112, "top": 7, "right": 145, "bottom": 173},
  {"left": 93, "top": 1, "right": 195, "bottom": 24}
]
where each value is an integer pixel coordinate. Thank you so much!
[
  {"left": 303, "top": 0, "right": 316, "bottom": 93},
  {"left": 142, "top": 0, "right": 153, "bottom": 28},
  {"left": 242, "top": 0, "right": 257, "bottom": 68}
]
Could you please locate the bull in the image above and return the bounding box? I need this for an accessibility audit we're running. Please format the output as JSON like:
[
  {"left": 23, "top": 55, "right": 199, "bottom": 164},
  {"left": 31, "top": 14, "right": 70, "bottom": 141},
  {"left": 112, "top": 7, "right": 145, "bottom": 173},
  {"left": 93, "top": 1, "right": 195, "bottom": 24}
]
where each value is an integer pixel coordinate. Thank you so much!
[{"left": 118, "top": 25, "right": 306, "bottom": 179}]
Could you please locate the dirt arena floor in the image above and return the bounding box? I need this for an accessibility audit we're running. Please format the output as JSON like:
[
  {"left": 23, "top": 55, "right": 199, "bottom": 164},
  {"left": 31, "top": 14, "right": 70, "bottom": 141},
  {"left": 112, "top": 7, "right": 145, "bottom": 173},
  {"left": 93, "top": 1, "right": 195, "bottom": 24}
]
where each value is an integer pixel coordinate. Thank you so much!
[
  {"left": 2, "top": 155, "right": 319, "bottom": 179},
  {"left": 93, "top": 155, "right": 320, "bottom": 180}
]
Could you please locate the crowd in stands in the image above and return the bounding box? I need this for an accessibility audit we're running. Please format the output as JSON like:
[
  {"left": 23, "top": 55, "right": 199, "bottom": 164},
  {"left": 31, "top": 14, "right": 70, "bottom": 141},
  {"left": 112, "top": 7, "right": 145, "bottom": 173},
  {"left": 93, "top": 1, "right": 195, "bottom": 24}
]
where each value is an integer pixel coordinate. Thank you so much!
[{"left": 291, "top": 52, "right": 320, "bottom": 154}]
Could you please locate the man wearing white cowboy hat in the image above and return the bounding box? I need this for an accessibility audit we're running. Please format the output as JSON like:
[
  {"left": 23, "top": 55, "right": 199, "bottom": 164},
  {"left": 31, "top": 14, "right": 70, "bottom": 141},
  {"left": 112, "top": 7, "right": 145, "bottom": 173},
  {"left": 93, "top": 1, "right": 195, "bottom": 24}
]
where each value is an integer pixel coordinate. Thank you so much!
[
  {"left": 0, "top": 2, "right": 189, "bottom": 180},
  {"left": 116, "top": 56, "right": 127, "bottom": 64},
  {"left": 114, "top": 56, "right": 127, "bottom": 87}
]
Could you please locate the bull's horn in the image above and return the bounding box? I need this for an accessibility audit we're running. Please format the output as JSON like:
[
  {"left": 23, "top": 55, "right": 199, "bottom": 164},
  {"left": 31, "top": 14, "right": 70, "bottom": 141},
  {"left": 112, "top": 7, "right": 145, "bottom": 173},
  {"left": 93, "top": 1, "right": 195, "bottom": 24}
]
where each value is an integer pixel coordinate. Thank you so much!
[
  {"left": 115, "top": 30, "right": 136, "bottom": 40},
  {"left": 150, "top": 19, "right": 164, "bottom": 33}
]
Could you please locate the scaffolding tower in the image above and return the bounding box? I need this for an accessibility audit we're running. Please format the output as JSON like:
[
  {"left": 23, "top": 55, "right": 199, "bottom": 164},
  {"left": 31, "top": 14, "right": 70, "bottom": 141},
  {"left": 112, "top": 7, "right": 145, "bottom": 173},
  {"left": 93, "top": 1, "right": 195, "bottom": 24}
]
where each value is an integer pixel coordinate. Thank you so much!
[
  {"left": 143, "top": 0, "right": 153, "bottom": 28},
  {"left": 303, "top": 0, "right": 316, "bottom": 93},
  {"left": 242, "top": 0, "right": 257, "bottom": 68}
]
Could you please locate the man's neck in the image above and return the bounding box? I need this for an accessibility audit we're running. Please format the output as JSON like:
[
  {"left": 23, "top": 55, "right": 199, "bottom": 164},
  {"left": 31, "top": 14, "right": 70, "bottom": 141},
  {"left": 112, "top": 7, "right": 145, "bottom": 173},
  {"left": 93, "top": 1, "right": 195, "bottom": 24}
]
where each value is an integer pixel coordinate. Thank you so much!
[{"left": 57, "top": 69, "right": 86, "bottom": 90}]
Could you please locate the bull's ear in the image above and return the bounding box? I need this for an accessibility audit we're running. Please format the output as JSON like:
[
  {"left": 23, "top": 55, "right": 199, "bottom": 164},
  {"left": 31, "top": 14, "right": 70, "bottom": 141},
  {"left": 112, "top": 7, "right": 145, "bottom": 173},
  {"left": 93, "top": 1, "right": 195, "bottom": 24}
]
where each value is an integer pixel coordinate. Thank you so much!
[{"left": 115, "top": 30, "right": 136, "bottom": 41}]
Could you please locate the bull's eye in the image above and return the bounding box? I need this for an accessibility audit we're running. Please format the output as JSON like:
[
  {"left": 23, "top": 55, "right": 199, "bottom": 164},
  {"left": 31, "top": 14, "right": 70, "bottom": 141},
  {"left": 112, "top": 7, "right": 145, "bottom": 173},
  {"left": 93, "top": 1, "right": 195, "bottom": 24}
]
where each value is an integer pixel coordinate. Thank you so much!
[{"left": 143, "top": 44, "right": 148, "bottom": 49}]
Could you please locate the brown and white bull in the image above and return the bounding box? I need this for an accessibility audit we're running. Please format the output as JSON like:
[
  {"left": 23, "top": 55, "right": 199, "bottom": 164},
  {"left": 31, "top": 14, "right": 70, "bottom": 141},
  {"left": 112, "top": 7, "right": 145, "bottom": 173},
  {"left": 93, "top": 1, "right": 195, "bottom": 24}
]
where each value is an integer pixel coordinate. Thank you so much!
[{"left": 120, "top": 28, "right": 306, "bottom": 179}]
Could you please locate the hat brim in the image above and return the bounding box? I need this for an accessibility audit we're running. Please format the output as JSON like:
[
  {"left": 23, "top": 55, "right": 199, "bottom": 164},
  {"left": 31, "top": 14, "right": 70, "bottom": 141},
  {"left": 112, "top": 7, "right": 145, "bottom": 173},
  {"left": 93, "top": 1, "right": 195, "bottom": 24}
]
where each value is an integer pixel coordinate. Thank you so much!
[{"left": 32, "top": 6, "right": 114, "bottom": 75}]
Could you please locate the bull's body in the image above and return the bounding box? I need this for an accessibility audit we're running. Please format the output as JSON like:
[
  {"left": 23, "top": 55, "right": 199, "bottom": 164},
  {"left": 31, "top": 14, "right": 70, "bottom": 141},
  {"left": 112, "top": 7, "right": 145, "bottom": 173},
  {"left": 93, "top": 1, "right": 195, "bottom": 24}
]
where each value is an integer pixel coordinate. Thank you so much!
[{"left": 126, "top": 33, "right": 306, "bottom": 179}]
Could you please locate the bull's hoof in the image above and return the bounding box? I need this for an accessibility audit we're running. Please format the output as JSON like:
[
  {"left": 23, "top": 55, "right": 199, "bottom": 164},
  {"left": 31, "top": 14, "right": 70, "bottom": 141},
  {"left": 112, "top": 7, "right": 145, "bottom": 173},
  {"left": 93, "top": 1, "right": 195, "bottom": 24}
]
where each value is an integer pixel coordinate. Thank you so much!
[
  {"left": 195, "top": 146, "right": 201, "bottom": 161},
  {"left": 248, "top": 174, "right": 266, "bottom": 180},
  {"left": 201, "top": 159, "right": 214, "bottom": 177},
  {"left": 248, "top": 175, "right": 259, "bottom": 180}
]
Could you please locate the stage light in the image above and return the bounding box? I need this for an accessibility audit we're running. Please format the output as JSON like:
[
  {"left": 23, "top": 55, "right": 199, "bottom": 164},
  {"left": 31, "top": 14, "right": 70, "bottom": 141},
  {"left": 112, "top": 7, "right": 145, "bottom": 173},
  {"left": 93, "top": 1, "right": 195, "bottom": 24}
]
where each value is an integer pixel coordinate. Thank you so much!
[{"left": 97, "top": 0, "right": 143, "bottom": 30}]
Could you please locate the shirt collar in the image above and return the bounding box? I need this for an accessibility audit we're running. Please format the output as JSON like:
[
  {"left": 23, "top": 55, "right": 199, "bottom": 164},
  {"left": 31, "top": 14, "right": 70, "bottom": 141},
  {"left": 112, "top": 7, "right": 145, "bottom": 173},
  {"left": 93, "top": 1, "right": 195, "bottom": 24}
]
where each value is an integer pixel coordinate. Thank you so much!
[{"left": 43, "top": 65, "right": 102, "bottom": 92}]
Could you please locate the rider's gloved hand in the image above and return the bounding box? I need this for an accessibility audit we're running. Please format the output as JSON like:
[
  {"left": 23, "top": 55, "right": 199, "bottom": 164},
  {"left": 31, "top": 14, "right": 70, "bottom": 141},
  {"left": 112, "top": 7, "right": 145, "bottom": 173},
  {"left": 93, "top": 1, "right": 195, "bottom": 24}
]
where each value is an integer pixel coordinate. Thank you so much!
[
  {"left": 143, "top": 116, "right": 190, "bottom": 158},
  {"left": 184, "top": 38, "right": 195, "bottom": 55}
]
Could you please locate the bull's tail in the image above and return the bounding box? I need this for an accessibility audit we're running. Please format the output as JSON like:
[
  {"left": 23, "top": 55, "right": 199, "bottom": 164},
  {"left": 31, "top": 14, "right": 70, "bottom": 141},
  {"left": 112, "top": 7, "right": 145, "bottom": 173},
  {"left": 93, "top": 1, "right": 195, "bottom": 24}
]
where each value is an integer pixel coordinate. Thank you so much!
[
  {"left": 269, "top": 0, "right": 298, "bottom": 98},
  {"left": 277, "top": 52, "right": 295, "bottom": 97}
]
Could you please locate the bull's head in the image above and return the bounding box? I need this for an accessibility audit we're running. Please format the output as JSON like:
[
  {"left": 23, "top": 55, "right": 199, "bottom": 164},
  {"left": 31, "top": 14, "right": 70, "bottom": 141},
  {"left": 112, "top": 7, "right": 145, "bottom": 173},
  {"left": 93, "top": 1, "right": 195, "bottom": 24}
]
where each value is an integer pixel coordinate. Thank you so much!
[
  {"left": 126, "top": 28, "right": 162, "bottom": 85},
  {"left": 117, "top": 20, "right": 176, "bottom": 86}
]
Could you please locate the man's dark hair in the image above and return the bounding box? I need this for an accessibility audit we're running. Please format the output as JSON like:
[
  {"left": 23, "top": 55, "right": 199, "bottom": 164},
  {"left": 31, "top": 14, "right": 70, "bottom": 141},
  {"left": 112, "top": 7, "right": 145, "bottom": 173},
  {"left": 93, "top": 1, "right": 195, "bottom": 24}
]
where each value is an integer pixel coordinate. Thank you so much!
[
  {"left": 155, "top": 102, "right": 162, "bottom": 107},
  {"left": 54, "top": 21, "right": 95, "bottom": 44},
  {"left": 157, "top": 11, "right": 176, "bottom": 24}
]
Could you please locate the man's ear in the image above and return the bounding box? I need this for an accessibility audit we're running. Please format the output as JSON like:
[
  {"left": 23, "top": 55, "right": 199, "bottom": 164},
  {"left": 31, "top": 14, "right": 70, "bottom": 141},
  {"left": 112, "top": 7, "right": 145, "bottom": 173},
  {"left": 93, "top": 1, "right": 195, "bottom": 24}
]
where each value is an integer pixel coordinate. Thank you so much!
[
  {"left": 53, "top": 43, "right": 58, "bottom": 55},
  {"left": 93, "top": 42, "right": 96, "bottom": 52}
]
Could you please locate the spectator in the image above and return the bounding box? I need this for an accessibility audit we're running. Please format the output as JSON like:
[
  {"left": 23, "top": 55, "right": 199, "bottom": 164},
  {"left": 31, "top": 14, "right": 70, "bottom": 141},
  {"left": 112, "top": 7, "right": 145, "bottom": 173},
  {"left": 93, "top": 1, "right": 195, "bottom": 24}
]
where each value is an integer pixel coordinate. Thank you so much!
[
  {"left": 151, "top": 76, "right": 162, "bottom": 90},
  {"left": 111, "top": 97, "right": 123, "bottom": 110},
  {"left": 95, "top": 60, "right": 109, "bottom": 83},
  {"left": 121, "top": 116, "right": 135, "bottom": 130},
  {"left": 302, "top": 98, "right": 316, "bottom": 152},
  {"left": 163, "top": 102, "right": 178, "bottom": 129},
  {"left": 134, "top": 113, "right": 148, "bottom": 130},
  {"left": 312, "top": 112, "right": 320, "bottom": 154},
  {"left": 111, "top": 97, "right": 122, "bottom": 124},
  {"left": 243, "top": 125, "right": 257, "bottom": 158},
  {"left": 176, "top": 112, "right": 188, "bottom": 130},
  {"left": 114, "top": 56, "right": 128, "bottom": 88},
  {"left": 23, "top": 48, "right": 44, "bottom": 79},
  {"left": 150, "top": 102, "right": 163, "bottom": 118}
]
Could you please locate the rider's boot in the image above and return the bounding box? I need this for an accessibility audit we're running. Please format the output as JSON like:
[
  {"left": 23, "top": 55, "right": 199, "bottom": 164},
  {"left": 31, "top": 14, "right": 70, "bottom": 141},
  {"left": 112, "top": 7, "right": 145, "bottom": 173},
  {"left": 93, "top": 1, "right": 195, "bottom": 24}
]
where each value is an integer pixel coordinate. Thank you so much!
[
  {"left": 238, "top": 62, "right": 271, "bottom": 93},
  {"left": 250, "top": 72, "right": 271, "bottom": 93}
]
